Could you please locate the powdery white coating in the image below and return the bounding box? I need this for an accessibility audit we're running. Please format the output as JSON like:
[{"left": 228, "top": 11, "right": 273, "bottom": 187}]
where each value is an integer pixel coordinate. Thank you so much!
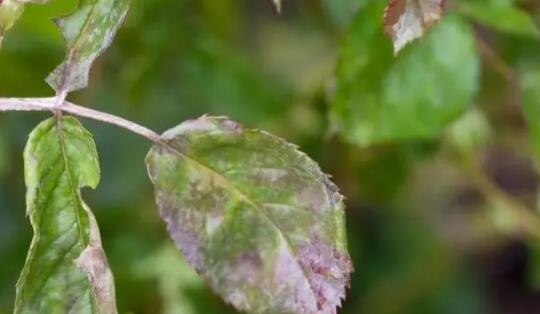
[
  {"left": 297, "top": 238, "right": 353, "bottom": 313},
  {"left": 46, "top": 0, "right": 131, "bottom": 93},
  {"left": 383, "top": 0, "right": 444, "bottom": 53},
  {"left": 273, "top": 241, "right": 319, "bottom": 313},
  {"left": 146, "top": 116, "right": 352, "bottom": 314}
]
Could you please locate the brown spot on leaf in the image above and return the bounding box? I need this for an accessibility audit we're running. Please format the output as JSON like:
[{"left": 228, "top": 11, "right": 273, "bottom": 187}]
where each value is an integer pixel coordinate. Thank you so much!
[{"left": 75, "top": 245, "right": 117, "bottom": 314}]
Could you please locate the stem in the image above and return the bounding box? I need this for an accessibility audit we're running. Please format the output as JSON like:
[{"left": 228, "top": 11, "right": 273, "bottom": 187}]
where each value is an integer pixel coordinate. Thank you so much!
[
  {"left": 0, "top": 97, "right": 160, "bottom": 142},
  {"left": 465, "top": 160, "right": 540, "bottom": 241},
  {"left": 475, "top": 36, "right": 517, "bottom": 84}
]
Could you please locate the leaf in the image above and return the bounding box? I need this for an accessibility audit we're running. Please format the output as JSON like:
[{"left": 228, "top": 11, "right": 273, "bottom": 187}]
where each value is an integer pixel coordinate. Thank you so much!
[
  {"left": 132, "top": 243, "right": 203, "bottom": 314},
  {"left": 16, "top": 117, "right": 116, "bottom": 314},
  {"left": 46, "top": 0, "right": 131, "bottom": 94},
  {"left": 522, "top": 68, "right": 540, "bottom": 166},
  {"left": 330, "top": 2, "right": 479, "bottom": 147},
  {"left": 0, "top": 0, "right": 47, "bottom": 48},
  {"left": 383, "top": 0, "right": 444, "bottom": 53},
  {"left": 273, "top": 0, "right": 281, "bottom": 13},
  {"left": 456, "top": 0, "right": 539, "bottom": 37},
  {"left": 146, "top": 116, "right": 352, "bottom": 314},
  {"left": 445, "top": 107, "right": 492, "bottom": 157},
  {"left": 320, "top": 0, "right": 360, "bottom": 28}
]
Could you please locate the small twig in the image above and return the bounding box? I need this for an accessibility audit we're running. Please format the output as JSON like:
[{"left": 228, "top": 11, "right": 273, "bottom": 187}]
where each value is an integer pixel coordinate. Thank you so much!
[
  {"left": 465, "top": 160, "right": 540, "bottom": 241},
  {"left": 0, "top": 97, "right": 161, "bottom": 142},
  {"left": 475, "top": 36, "right": 517, "bottom": 84}
]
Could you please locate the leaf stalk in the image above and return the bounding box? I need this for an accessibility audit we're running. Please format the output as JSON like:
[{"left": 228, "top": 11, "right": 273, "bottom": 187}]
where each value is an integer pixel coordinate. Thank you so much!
[{"left": 0, "top": 97, "right": 160, "bottom": 142}]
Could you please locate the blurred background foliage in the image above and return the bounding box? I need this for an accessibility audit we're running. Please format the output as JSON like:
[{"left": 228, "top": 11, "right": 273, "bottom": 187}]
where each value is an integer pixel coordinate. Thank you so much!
[{"left": 1, "top": 0, "right": 540, "bottom": 313}]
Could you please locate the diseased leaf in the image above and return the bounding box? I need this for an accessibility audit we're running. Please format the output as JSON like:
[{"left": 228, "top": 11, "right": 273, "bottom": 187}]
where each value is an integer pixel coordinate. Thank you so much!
[
  {"left": 16, "top": 117, "right": 116, "bottom": 314},
  {"left": 46, "top": 0, "right": 131, "bottom": 94},
  {"left": 273, "top": 0, "right": 281, "bottom": 13},
  {"left": 146, "top": 116, "right": 352, "bottom": 314},
  {"left": 331, "top": 2, "right": 479, "bottom": 147},
  {"left": 383, "top": 0, "right": 444, "bottom": 53},
  {"left": 0, "top": 0, "right": 48, "bottom": 48}
]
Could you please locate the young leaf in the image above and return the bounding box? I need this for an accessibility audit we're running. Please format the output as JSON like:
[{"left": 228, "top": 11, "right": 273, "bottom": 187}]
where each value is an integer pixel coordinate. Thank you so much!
[
  {"left": 46, "top": 0, "right": 131, "bottom": 94},
  {"left": 0, "top": 0, "right": 48, "bottom": 48},
  {"left": 16, "top": 117, "right": 116, "bottom": 314},
  {"left": 146, "top": 116, "right": 352, "bottom": 314},
  {"left": 383, "top": 0, "right": 444, "bottom": 53},
  {"left": 331, "top": 2, "right": 479, "bottom": 147}
]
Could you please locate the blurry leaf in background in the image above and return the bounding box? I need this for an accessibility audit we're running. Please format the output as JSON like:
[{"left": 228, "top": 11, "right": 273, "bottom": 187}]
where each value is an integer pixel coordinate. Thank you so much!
[
  {"left": 521, "top": 66, "right": 540, "bottom": 167},
  {"left": 320, "top": 0, "right": 361, "bottom": 28},
  {"left": 355, "top": 141, "right": 440, "bottom": 203},
  {"left": 445, "top": 107, "right": 492, "bottom": 158},
  {"left": 272, "top": 0, "right": 281, "bottom": 13},
  {"left": 331, "top": 1, "right": 479, "bottom": 147},
  {"left": 46, "top": 0, "right": 131, "bottom": 94},
  {"left": 16, "top": 117, "right": 115, "bottom": 313},
  {"left": 0, "top": 0, "right": 24, "bottom": 47},
  {"left": 456, "top": 0, "right": 539, "bottom": 37},
  {"left": 0, "top": 0, "right": 48, "bottom": 48},
  {"left": 383, "top": 0, "right": 444, "bottom": 53},
  {"left": 146, "top": 116, "right": 352, "bottom": 314},
  {"left": 133, "top": 243, "right": 203, "bottom": 314}
]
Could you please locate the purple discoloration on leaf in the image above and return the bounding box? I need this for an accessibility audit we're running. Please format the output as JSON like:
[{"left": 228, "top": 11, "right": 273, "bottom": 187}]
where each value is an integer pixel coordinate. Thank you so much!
[
  {"left": 146, "top": 116, "right": 352, "bottom": 314},
  {"left": 46, "top": 0, "right": 131, "bottom": 93},
  {"left": 156, "top": 193, "right": 205, "bottom": 272},
  {"left": 297, "top": 237, "right": 353, "bottom": 313}
]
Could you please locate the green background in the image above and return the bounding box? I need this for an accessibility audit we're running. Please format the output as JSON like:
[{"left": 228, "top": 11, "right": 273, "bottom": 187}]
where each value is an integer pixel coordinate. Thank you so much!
[{"left": 1, "top": 0, "right": 540, "bottom": 313}]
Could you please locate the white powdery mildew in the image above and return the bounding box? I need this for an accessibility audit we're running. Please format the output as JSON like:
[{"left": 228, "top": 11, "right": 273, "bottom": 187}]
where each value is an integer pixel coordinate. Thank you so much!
[
  {"left": 296, "top": 238, "right": 352, "bottom": 314},
  {"left": 147, "top": 116, "right": 353, "bottom": 314},
  {"left": 157, "top": 194, "right": 205, "bottom": 272},
  {"left": 273, "top": 241, "right": 319, "bottom": 313},
  {"left": 47, "top": 0, "right": 130, "bottom": 93}
]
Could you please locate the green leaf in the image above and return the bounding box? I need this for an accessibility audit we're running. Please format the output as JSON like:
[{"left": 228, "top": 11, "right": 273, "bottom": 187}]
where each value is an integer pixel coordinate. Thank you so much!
[
  {"left": 456, "top": 0, "right": 539, "bottom": 37},
  {"left": 46, "top": 0, "right": 131, "bottom": 94},
  {"left": 522, "top": 68, "right": 540, "bottom": 165},
  {"left": 445, "top": 107, "right": 492, "bottom": 157},
  {"left": 16, "top": 117, "right": 116, "bottom": 314},
  {"left": 321, "top": 0, "right": 360, "bottom": 28},
  {"left": 330, "top": 2, "right": 479, "bottom": 147},
  {"left": 133, "top": 243, "right": 203, "bottom": 314},
  {"left": 0, "top": 0, "right": 47, "bottom": 48},
  {"left": 383, "top": 0, "right": 444, "bottom": 53},
  {"left": 146, "top": 116, "right": 352, "bottom": 314}
]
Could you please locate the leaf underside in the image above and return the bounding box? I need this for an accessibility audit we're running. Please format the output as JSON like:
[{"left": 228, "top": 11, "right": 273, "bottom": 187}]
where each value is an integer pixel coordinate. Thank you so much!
[
  {"left": 16, "top": 117, "right": 116, "bottom": 314},
  {"left": 383, "top": 0, "right": 444, "bottom": 53},
  {"left": 146, "top": 116, "right": 352, "bottom": 314},
  {"left": 46, "top": 0, "right": 131, "bottom": 94}
]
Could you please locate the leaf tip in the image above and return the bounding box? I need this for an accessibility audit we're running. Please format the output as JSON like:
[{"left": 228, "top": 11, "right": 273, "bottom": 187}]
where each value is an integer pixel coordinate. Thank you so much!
[{"left": 273, "top": 0, "right": 282, "bottom": 13}]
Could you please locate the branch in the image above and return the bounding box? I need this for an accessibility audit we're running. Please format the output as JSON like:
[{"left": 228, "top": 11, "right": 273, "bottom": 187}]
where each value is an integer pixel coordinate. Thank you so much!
[
  {"left": 465, "top": 160, "right": 540, "bottom": 241},
  {"left": 0, "top": 97, "right": 161, "bottom": 142}
]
